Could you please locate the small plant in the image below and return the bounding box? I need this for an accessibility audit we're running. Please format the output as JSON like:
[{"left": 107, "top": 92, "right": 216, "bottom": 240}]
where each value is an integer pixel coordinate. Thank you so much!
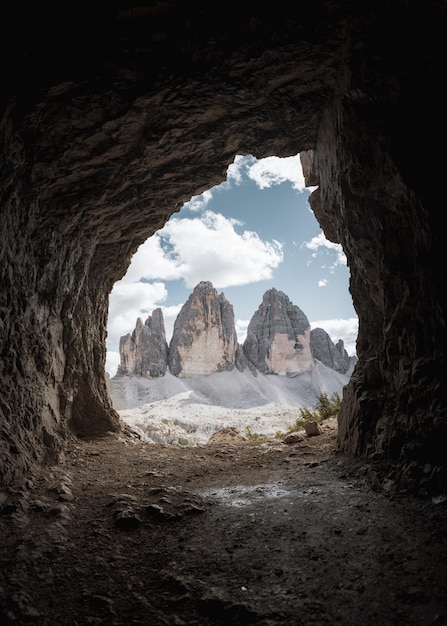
[
  {"left": 287, "top": 392, "right": 341, "bottom": 432},
  {"left": 245, "top": 426, "right": 268, "bottom": 442}
]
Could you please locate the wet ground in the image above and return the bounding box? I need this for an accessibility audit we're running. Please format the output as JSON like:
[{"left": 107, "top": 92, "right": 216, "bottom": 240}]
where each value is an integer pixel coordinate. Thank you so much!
[{"left": 1, "top": 420, "right": 447, "bottom": 625}]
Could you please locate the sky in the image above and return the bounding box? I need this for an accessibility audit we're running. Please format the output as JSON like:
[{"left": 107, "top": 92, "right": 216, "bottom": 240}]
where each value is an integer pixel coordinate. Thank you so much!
[{"left": 106, "top": 153, "right": 358, "bottom": 376}]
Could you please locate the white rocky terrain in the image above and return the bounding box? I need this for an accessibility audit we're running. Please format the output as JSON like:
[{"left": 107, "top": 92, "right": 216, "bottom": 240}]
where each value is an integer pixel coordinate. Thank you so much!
[{"left": 110, "top": 361, "right": 352, "bottom": 445}]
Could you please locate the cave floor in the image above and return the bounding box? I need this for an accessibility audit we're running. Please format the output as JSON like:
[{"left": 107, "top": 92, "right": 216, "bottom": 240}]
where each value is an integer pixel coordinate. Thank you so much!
[{"left": 1, "top": 420, "right": 447, "bottom": 626}]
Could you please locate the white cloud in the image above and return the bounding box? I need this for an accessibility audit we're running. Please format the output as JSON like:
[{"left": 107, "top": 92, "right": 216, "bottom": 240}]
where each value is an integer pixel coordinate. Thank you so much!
[
  {"left": 123, "top": 210, "right": 283, "bottom": 290},
  {"left": 246, "top": 155, "right": 307, "bottom": 191},
  {"left": 226, "top": 154, "right": 254, "bottom": 185},
  {"left": 182, "top": 189, "right": 213, "bottom": 212},
  {"left": 226, "top": 153, "right": 308, "bottom": 192},
  {"left": 105, "top": 351, "right": 120, "bottom": 378},
  {"left": 118, "top": 237, "right": 184, "bottom": 284},
  {"left": 303, "top": 232, "right": 346, "bottom": 265},
  {"left": 235, "top": 318, "right": 250, "bottom": 344},
  {"left": 161, "top": 304, "right": 184, "bottom": 344},
  {"left": 302, "top": 232, "right": 347, "bottom": 286},
  {"left": 310, "top": 318, "right": 358, "bottom": 356}
]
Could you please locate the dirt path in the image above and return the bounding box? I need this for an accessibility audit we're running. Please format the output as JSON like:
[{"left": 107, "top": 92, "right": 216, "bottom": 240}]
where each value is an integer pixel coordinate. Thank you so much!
[{"left": 1, "top": 421, "right": 446, "bottom": 625}]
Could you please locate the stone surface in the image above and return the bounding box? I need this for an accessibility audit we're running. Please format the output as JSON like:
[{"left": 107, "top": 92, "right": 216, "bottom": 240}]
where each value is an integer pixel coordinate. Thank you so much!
[
  {"left": 304, "top": 421, "right": 324, "bottom": 437},
  {"left": 0, "top": 2, "right": 446, "bottom": 485},
  {"left": 206, "top": 428, "right": 247, "bottom": 445},
  {"left": 118, "top": 284, "right": 350, "bottom": 381},
  {"left": 117, "top": 309, "right": 168, "bottom": 377},
  {"left": 310, "top": 327, "right": 356, "bottom": 374},
  {"left": 243, "top": 289, "right": 314, "bottom": 375},
  {"left": 168, "top": 282, "right": 238, "bottom": 378}
]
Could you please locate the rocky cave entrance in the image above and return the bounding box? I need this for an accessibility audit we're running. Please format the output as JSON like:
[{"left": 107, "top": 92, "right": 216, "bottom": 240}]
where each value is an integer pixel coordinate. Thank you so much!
[
  {"left": 2, "top": 3, "right": 447, "bottom": 623},
  {"left": 1, "top": 0, "right": 445, "bottom": 496},
  {"left": 105, "top": 152, "right": 358, "bottom": 447}
]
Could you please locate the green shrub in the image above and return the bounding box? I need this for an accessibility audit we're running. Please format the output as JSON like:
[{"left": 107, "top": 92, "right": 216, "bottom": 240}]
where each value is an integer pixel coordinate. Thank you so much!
[{"left": 287, "top": 392, "right": 341, "bottom": 432}]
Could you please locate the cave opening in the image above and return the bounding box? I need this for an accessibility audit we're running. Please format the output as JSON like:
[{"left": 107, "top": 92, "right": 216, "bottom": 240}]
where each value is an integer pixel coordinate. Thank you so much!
[
  {"left": 106, "top": 153, "right": 358, "bottom": 447},
  {"left": 2, "top": 3, "right": 447, "bottom": 621}
]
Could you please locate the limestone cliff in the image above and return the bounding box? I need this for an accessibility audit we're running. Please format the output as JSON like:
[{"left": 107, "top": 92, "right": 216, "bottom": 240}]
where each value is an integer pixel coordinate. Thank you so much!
[
  {"left": 118, "top": 285, "right": 355, "bottom": 380},
  {"left": 118, "top": 309, "right": 168, "bottom": 378},
  {"left": 168, "top": 281, "right": 238, "bottom": 378},
  {"left": 243, "top": 289, "right": 314, "bottom": 375},
  {"left": 310, "top": 327, "right": 356, "bottom": 375}
]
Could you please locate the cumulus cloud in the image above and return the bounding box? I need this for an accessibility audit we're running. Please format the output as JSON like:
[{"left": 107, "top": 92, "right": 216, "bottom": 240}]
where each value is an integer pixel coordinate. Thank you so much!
[
  {"left": 246, "top": 155, "right": 307, "bottom": 191},
  {"left": 120, "top": 211, "right": 283, "bottom": 290},
  {"left": 303, "top": 232, "right": 347, "bottom": 268},
  {"left": 182, "top": 189, "right": 213, "bottom": 213},
  {"left": 310, "top": 317, "right": 358, "bottom": 356},
  {"left": 227, "top": 153, "right": 307, "bottom": 191}
]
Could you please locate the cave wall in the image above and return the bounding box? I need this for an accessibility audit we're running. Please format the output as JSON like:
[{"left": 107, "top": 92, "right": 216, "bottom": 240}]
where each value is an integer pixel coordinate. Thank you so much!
[{"left": 1, "top": 1, "right": 446, "bottom": 488}]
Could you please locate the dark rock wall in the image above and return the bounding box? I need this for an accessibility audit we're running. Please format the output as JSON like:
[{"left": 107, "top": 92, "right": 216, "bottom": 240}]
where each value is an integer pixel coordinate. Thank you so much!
[
  {"left": 303, "top": 2, "right": 447, "bottom": 478},
  {"left": 1, "top": 1, "right": 446, "bottom": 484}
]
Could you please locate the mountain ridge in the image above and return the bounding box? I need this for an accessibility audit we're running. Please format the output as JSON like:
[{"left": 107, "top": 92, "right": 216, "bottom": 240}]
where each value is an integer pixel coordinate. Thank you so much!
[{"left": 115, "top": 281, "right": 357, "bottom": 381}]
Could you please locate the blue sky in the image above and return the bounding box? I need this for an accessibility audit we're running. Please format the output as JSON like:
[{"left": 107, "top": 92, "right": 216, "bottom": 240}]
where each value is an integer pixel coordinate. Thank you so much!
[{"left": 106, "top": 154, "right": 358, "bottom": 375}]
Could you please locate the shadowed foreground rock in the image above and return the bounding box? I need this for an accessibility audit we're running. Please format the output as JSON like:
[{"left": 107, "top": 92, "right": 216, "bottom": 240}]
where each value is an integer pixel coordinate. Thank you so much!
[{"left": 0, "top": 1, "right": 446, "bottom": 494}]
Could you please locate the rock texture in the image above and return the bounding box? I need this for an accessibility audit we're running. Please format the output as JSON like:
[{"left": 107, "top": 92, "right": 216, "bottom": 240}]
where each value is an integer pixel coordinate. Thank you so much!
[
  {"left": 118, "top": 285, "right": 350, "bottom": 380},
  {"left": 243, "top": 289, "right": 314, "bottom": 375},
  {"left": 168, "top": 282, "right": 238, "bottom": 378},
  {"left": 117, "top": 309, "right": 168, "bottom": 377},
  {"left": 310, "top": 327, "right": 356, "bottom": 375},
  {"left": 1, "top": 2, "right": 446, "bottom": 488}
]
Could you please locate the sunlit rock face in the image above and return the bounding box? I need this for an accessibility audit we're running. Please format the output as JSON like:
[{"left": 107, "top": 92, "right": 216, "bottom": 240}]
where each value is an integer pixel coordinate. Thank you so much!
[
  {"left": 118, "top": 309, "right": 168, "bottom": 377},
  {"left": 168, "top": 282, "right": 238, "bottom": 378},
  {"left": 243, "top": 289, "right": 314, "bottom": 375},
  {"left": 1, "top": 2, "right": 446, "bottom": 487}
]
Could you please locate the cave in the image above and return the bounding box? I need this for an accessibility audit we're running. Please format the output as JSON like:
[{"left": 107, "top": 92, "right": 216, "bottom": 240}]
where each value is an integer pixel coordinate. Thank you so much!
[
  {"left": 2, "top": 1, "right": 445, "bottom": 490},
  {"left": 2, "top": 3, "right": 447, "bottom": 623}
]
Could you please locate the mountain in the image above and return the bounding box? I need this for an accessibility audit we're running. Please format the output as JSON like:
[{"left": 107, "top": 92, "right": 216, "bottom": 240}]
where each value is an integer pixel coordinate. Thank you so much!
[
  {"left": 110, "top": 282, "right": 357, "bottom": 417},
  {"left": 118, "top": 308, "right": 168, "bottom": 378},
  {"left": 310, "top": 327, "right": 353, "bottom": 375},
  {"left": 168, "top": 281, "right": 238, "bottom": 377},
  {"left": 243, "top": 288, "right": 314, "bottom": 375},
  {"left": 113, "top": 281, "right": 356, "bottom": 381}
]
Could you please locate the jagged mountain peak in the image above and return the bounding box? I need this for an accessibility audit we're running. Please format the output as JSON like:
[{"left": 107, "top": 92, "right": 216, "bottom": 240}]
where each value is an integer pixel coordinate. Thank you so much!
[{"left": 115, "top": 281, "right": 355, "bottom": 380}]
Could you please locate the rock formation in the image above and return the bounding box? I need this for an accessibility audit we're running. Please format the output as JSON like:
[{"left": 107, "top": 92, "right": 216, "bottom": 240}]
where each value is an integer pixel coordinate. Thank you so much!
[
  {"left": 168, "top": 281, "right": 238, "bottom": 377},
  {"left": 1, "top": 2, "right": 446, "bottom": 490},
  {"left": 117, "top": 309, "right": 168, "bottom": 377},
  {"left": 117, "top": 285, "right": 353, "bottom": 381},
  {"left": 243, "top": 289, "right": 314, "bottom": 375},
  {"left": 310, "top": 327, "right": 355, "bottom": 375}
]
